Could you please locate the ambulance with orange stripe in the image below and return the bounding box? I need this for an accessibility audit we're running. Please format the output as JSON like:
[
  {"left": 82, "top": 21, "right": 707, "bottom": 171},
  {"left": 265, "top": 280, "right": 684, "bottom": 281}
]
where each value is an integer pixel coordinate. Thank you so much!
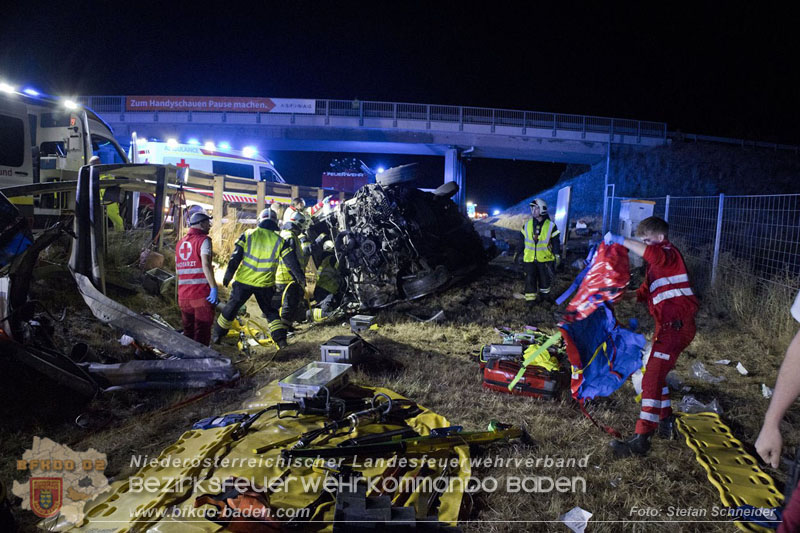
[
  {"left": 129, "top": 135, "right": 289, "bottom": 215},
  {"left": 130, "top": 136, "right": 285, "bottom": 183}
]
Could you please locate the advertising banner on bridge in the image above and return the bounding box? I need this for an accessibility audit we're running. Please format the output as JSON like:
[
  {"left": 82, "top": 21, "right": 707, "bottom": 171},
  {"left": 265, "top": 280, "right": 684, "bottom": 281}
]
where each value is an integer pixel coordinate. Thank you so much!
[{"left": 125, "top": 96, "right": 316, "bottom": 114}]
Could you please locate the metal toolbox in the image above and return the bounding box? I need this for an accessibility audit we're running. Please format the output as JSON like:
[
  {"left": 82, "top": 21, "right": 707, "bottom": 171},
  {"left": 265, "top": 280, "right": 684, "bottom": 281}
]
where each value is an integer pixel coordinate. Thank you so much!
[
  {"left": 279, "top": 361, "right": 352, "bottom": 400},
  {"left": 349, "top": 315, "right": 375, "bottom": 333},
  {"left": 321, "top": 335, "right": 364, "bottom": 363},
  {"left": 479, "top": 344, "right": 524, "bottom": 371}
]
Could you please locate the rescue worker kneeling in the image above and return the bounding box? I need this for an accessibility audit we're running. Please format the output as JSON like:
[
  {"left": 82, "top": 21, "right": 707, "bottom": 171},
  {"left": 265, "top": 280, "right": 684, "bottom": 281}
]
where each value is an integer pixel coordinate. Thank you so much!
[
  {"left": 211, "top": 209, "right": 305, "bottom": 349},
  {"left": 308, "top": 240, "right": 343, "bottom": 322},
  {"left": 275, "top": 219, "right": 309, "bottom": 330}
]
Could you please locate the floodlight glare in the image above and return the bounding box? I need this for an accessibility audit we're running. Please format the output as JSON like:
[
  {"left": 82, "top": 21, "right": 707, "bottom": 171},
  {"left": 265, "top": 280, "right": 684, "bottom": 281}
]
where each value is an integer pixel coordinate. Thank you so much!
[
  {"left": 377, "top": 166, "right": 385, "bottom": 174},
  {"left": 204, "top": 142, "right": 215, "bottom": 150},
  {"left": 63, "top": 99, "right": 78, "bottom": 109},
  {"left": 187, "top": 138, "right": 200, "bottom": 145},
  {"left": 218, "top": 142, "right": 231, "bottom": 150},
  {"left": 23, "top": 87, "right": 40, "bottom": 96},
  {"left": 166, "top": 138, "right": 179, "bottom": 147},
  {"left": 242, "top": 146, "right": 258, "bottom": 158},
  {"left": 0, "top": 82, "right": 16, "bottom": 93}
]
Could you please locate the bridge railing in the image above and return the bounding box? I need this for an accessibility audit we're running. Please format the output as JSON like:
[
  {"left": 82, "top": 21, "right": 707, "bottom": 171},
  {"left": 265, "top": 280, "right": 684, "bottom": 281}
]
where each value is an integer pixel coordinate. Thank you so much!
[{"left": 79, "top": 96, "right": 667, "bottom": 139}]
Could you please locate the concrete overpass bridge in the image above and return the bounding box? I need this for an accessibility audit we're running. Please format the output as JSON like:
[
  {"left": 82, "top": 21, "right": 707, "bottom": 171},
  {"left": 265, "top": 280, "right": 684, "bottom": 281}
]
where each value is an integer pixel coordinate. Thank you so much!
[{"left": 80, "top": 96, "right": 667, "bottom": 206}]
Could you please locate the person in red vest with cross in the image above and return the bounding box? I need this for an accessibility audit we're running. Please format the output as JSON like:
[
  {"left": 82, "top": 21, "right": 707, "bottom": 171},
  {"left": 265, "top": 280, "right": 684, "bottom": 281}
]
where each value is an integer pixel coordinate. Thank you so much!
[{"left": 175, "top": 211, "right": 219, "bottom": 345}]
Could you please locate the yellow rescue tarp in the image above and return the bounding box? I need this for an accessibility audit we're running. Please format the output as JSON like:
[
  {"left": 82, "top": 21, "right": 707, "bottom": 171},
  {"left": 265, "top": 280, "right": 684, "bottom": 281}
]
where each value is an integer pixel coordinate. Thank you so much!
[{"left": 64, "top": 382, "right": 469, "bottom": 532}]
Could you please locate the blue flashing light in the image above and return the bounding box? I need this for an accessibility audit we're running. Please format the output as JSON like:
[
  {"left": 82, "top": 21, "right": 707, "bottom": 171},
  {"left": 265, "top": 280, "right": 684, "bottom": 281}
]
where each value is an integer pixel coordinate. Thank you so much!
[
  {"left": 187, "top": 138, "right": 200, "bottom": 145},
  {"left": 22, "top": 87, "right": 40, "bottom": 96},
  {"left": 493, "top": 209, "right": 501, "bottom": 216},
  {"left": 242, "top": 146, "right": 258, "bottom": 158},
  {"left": 218, "top": 142, "right": 231, "bottom": 150},
  {"left": 377, "top": 166, "right": 385, "bottom": 174}
]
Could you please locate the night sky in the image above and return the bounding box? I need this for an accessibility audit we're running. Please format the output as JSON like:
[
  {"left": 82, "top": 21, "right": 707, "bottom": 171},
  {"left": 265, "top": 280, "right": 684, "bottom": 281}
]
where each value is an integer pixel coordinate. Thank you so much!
[{"left": 2, "top": 3, "right": 797, "bottom": 208}]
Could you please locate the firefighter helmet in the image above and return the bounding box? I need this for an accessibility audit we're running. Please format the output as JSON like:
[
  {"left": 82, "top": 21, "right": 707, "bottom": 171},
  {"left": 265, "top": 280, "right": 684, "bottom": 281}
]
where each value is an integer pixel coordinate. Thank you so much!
[
  {"left": 188, "top": 211, "right": 212, "bottom": 225},
  {"left": 529, "top": 198, "right": 547, "bottom": 213},
  {"left": 258, "top": 208, "right": 276, "bottom": 221}
]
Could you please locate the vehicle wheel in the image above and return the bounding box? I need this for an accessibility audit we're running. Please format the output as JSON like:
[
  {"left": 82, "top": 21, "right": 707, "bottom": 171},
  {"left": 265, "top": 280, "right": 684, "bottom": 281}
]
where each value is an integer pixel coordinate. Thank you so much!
[
  {"left": 401, "top": 265, "right": 450, "bottom": 300},
  {"left": 377, "top": 163, "right": 418, "bottom": 187}
]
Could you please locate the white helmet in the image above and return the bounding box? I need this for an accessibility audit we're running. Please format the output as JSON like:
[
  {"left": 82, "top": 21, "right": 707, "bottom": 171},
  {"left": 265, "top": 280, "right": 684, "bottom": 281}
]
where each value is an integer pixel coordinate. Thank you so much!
[{"left": 529, "top": 198, "right": 547, "bottom": 213}]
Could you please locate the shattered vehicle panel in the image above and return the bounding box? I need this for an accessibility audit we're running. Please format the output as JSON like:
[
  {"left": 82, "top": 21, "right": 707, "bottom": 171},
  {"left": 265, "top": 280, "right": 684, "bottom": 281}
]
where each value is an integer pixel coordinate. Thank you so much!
[
  {"left": 313, "top": 166, "right": 487, "bottom": 308},
  {"left": 84, "top": 358, "right": 238, "bottom": 390},
  {"left": 72, "top": 271, "right": 229, "bottom": 360},
  {"left": 0, "top": 165, "right": 238, "bottom": 395}
]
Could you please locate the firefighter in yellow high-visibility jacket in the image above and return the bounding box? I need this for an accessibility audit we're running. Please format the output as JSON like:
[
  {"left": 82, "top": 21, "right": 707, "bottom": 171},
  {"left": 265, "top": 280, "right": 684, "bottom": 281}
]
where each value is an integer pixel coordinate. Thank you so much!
[
  {"left": 520, "top": 198, "right": 561, "bottom": 308},
  {"left": 211, "top": 209, "right": 305, "bottom": 349}
]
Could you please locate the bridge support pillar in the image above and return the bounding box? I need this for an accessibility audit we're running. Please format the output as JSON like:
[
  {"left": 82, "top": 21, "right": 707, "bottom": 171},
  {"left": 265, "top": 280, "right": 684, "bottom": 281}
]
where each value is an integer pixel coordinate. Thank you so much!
[{"left": 444, "top": 148, "right": 465, "bottom": 212}]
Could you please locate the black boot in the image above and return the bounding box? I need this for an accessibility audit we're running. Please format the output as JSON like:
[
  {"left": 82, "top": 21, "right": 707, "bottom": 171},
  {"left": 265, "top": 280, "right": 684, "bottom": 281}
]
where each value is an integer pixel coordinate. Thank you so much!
[
  {"left": 610, "top": 432, "right": 653, "bottom": 458},
  {"left": 276, "top": 338, "right": 288, "bottom": 350},
  {"left": 210, "top": 325, "right": 226, "bottom": 345},
  {"left": 658, "top": 415, "right": 676, "bottom": 440}
]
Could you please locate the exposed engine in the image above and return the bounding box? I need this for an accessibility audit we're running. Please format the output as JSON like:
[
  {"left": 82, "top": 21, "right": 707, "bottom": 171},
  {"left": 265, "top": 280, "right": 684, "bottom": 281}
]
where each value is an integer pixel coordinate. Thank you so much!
[{"left": 311, "top": 167, "right": 488, "bottom": 308}]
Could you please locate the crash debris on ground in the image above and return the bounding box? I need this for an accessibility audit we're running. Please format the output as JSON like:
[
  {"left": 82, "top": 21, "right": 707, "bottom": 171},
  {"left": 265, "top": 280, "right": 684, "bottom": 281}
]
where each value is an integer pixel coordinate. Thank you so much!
[{"left": 1, "top": 163, "right": 796, "bottom": 533}]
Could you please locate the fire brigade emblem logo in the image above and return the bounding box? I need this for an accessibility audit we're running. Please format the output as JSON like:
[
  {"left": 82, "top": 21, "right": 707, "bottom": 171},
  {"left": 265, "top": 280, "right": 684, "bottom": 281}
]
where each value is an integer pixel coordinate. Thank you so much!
[
  {"left": 179, "top": 240, "right": 193, "bottom": 261},
  {"left": 30, "top": 478, "right": 62, "bottom": 517}
]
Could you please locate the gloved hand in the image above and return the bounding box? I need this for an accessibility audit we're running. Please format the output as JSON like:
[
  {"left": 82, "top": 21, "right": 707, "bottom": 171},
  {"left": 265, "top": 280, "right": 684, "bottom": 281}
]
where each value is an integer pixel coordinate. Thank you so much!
[
  {"left": 222, "top": 273, "right": 232, "bottom": 287},
  {"left": 604, "top": 232, "right": 625, "bottom": 246},
  {"left": 206, "top": 287, "right": 219, "bottom": 305}
]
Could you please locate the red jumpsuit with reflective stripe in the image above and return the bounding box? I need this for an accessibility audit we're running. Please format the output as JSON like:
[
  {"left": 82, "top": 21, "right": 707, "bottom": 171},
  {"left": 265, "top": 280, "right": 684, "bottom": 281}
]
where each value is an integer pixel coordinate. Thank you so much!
[
  {"left": 635, "top": 240, "right": 699, "bottom": 434},
  {"left": 176, "top": 228, "right": 214, "bottom": 345}
]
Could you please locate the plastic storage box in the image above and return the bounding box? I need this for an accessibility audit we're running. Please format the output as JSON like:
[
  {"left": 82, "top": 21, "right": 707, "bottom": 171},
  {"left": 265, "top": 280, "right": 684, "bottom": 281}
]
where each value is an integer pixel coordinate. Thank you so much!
[
  {"left": 321, "top": 335, "right": 364, "bottom": 364},
  {"left": 349, "top": 315, "right": 375, "bottom": 333}
]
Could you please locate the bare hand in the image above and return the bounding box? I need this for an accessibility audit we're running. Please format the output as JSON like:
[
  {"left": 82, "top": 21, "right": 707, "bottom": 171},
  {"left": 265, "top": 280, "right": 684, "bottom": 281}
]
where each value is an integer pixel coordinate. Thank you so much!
[{"left": 755, "top": 424, "right": 782, "bottom": 468}]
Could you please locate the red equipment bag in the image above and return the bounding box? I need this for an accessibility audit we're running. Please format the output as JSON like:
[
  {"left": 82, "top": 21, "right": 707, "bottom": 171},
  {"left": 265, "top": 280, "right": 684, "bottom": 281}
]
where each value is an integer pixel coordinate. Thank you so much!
[{"left": 482, "top": 359, "right": 561, "bottom": 399}]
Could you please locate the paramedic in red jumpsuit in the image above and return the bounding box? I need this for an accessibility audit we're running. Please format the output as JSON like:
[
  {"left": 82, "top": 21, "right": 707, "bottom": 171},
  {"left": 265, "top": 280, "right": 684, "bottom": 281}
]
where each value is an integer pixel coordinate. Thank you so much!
[
  {"left": 605, "top": 217, "right": 698, "bottom": 457},
  {"left": 175, "top": 212, "right": 219, "bottom": 345}
]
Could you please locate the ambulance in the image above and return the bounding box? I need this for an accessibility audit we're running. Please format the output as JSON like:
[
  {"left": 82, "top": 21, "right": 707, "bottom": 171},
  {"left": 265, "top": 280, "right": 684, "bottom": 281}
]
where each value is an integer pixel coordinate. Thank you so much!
[
  {"left": 130, "top": 136, "right": 286, "bottom": 183},
  {"left": 0, "top": 88, "right": 127, "bottom": 189}
]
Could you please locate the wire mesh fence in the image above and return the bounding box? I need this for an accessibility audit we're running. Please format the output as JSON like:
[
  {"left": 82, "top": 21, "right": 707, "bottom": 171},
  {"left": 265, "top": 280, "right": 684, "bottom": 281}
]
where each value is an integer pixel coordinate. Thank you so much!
[{"left": 606, "top": 193, "right": 800, "bottom": 293}]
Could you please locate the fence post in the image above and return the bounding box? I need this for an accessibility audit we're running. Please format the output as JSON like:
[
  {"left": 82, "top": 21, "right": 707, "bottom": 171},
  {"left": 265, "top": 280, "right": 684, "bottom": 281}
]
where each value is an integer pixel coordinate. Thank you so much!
[
  {"left": 711, "top": 193, "right": 724, "bottom": 285},
  {"left": 664, "top": 195, "right": 670, "bottom": 222},
  {"left": 213, "top": 176, "right": 224, "bottom": 231},
  {"left": 153, "top": 166, "right": 168, "bottom": 251},
  {"left": 256, "top": 181, "right": 265, "bottom": 212}
]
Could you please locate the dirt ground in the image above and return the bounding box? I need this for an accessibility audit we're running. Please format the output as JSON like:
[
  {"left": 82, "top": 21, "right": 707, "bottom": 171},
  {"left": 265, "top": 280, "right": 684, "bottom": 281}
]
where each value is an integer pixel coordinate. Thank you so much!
[{"left": 2, "top": 237, "right": 798, "bottom": 532}]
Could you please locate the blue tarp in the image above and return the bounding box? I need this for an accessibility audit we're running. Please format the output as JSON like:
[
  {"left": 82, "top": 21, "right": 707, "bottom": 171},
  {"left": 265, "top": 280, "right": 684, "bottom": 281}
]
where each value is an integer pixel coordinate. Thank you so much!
[{"left": 560, "top": 303, "right": 646, "bottom": 400}]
